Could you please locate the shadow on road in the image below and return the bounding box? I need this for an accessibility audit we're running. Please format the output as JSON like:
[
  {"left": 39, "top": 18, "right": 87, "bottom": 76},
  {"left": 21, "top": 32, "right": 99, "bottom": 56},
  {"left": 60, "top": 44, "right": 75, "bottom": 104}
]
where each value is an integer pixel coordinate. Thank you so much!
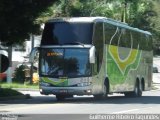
[
  {"left": 1, "top": 95, "right": 160, "bottom": 105},
  {"left": 60, "top": 95, "right": 160, "bottom": 105}
]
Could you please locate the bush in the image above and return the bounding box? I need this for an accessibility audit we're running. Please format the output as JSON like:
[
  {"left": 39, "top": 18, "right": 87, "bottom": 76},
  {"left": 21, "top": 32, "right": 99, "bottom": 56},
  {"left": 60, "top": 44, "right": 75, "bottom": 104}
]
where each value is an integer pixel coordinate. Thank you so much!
[{"left": 12, "top": 65, "right": 26, "bottom": 83}]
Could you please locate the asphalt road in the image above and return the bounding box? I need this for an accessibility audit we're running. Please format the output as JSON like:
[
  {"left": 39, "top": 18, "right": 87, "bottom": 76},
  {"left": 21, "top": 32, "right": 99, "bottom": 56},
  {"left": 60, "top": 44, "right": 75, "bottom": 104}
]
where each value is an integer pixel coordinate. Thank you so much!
[{"left": 1, "top": 86, "right": 160, "bottom": 120}]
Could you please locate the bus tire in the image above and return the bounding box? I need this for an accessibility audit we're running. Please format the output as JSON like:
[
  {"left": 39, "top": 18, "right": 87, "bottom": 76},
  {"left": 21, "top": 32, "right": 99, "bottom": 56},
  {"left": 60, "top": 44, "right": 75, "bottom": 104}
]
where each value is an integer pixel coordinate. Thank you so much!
[
  {"left": 125, "top": 80, "right": 142, "bottom": 97},
  {"left": 94, "top": 83, "right": 108, "bottom": 99},
  {"left": 141, "top": 78, "right": 145, "bottom": 91},
  {"left": 133, "top": 80, "right": 142, "bottom": 97},
  {"left": 103, "top": 82, "right": 108, "bottom": 98},
  {"left": 56, "top": 95, "right": 65, "bottom": 101}
]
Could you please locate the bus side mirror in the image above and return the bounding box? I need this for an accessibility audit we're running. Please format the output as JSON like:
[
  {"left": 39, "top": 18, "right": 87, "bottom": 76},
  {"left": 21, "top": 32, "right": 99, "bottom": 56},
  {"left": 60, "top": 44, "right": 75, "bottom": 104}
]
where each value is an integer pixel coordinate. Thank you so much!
[
  {"left": 29, "top": 47, "right": 39, "bottom": 63},
  {"left": 89, "top": 46, "right": 96, "bottom": 64}
]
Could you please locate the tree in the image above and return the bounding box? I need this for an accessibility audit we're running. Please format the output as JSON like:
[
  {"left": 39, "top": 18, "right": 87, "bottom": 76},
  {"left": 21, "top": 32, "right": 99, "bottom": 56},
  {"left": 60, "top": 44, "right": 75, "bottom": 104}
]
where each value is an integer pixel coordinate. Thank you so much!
[
  {"left": 0, "top": 0, "right": 57, "bottom": 45},
  {"left": 0, "top": 0, "right": 158, "bottom": 51},
  {"left": 149, "top": 0, "right": 160, "bottom": 54}
]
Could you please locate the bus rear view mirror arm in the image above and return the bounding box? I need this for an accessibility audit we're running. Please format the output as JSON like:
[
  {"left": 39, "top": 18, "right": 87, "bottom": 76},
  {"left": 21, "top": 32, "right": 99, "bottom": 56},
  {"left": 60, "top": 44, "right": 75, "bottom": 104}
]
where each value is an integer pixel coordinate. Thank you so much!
[
  {"left": 29, "top": 47, "right": 39, "bottom": 63},
  {"left": 89, "top": 46, "right": 96, "bottom": 64}
]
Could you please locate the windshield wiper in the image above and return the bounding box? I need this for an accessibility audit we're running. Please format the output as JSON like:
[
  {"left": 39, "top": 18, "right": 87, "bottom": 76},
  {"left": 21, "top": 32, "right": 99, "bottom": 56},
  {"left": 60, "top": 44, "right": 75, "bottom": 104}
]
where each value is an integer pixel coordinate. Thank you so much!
[{"left": 64, "top": 41, "right": 85, "bottom": 46}]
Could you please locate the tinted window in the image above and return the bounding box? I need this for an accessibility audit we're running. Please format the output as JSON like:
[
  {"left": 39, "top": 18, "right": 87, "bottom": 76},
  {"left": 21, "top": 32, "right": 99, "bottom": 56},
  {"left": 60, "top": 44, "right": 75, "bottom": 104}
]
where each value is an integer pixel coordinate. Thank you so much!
[
  {"left": 41, "top": 22, "right": 93, "bottom": 45},
  {"left": 140, "top": 34, "right": 152, "bottom": 51},
  {"left": 93, "top": 22, "right": 104, "bottom": 73},
  {"left": 105, "top": 23, "right": 152, "bottom": 51},
  {"left": 118, "top": 28, "right": 132, "bottom": 48},
  {"left": 105, "top": 23, "right": 119, "bottom": 45},
  {"left": 148, "top": 36, "right": 152, "bottom": 51},
  {"left": 132, "top": 31, "right": 140, "bottom": 49}
]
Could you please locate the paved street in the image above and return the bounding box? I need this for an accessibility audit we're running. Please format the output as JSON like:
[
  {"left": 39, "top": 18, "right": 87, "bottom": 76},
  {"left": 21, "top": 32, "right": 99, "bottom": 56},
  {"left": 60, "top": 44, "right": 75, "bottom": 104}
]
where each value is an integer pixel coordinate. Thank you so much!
[{"left": 0, "top": 85, "right": 160, "bottom": 115}]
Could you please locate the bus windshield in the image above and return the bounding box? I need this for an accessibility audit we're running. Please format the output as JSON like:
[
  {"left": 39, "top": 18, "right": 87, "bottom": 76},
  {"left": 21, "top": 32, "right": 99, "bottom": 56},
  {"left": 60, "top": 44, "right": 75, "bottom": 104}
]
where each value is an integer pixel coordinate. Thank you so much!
[
  {"left": 40, "top": 48, "right": 91, "bottom": 78},
  {"left": 41, "top": 22, "right": 93, "bottom": 45}
]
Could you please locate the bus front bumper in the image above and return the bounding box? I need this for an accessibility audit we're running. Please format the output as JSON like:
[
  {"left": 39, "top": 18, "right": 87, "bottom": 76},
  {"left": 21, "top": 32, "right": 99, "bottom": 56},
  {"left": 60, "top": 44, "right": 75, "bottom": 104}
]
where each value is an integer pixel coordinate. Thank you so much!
[{"left": 40, "top": 86, "right": 92, "bottom": 95}]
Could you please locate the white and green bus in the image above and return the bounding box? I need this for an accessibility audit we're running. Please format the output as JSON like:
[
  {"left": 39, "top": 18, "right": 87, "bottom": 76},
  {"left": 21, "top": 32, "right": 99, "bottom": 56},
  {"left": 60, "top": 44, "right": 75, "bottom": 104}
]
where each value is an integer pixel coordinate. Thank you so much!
[{"left": 30, "top": 17, "right": 153, "bottom": 100}]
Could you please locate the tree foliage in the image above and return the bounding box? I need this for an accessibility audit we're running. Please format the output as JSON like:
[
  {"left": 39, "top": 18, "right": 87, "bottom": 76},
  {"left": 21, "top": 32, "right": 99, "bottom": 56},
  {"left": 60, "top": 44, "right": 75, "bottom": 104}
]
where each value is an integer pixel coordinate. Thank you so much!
[
  {"left": 0, "top": 0, "right": 57, "bottom": 45},
  {"left": 38, "top": 0, "right": 153, "bottom": 29},
  {"left": 0, "top": 0, "right": 159, "bottom": 49},
  {"left": 37, "top": 0, "right": 159, "bottom": 53}
]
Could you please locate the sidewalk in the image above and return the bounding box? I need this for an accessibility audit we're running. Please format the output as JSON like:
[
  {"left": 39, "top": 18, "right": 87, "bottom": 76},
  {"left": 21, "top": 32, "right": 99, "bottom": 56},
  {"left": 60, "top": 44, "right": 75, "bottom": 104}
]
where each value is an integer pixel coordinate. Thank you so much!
[
  {"left": 152, "top": 72, "right": 160, "bottom": 91},
  {"left": 13, "top": 88, "right": 39, "bottom": 91},
  {"left": 153, "top": 73, "right": 160, "bottom": 84},
  {"left": 153, "top": 83, "right": 160, "bottom": 90}
]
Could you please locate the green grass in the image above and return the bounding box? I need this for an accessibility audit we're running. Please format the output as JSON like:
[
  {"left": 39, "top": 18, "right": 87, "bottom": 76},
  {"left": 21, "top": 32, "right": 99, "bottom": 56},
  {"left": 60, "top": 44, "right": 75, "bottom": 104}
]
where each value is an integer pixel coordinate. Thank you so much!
[
  {"left": 0, "top": 82, "right": 39, "bottom": 89},
  {"left": 0, "top": 88, "right": 23, "bottom": 97}
]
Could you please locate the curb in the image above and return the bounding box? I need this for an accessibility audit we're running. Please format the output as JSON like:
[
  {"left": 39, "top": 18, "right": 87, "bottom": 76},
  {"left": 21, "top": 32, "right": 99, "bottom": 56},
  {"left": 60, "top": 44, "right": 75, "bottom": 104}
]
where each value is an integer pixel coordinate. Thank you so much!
[{"left": 152, "top": 83, "right": 160, "bottom": 91}]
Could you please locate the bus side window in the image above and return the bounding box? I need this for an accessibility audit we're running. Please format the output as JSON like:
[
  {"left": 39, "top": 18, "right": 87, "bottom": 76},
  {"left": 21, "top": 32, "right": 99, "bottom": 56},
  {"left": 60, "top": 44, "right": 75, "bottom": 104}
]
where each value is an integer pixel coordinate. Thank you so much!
[
  {"left": 105, "top": 23, "right": 118, "bottom": 45},
  {"left": 140, "top": 34, "right": 145, "bottom": 50},
  {"left": 145, "top": 34, "right": 151, "bottom": 51},
  {"left": 132, "top": 31, "right": 139, "bottom": 49},
  {"left": 93, "top": 22, "right": 104, "bottom": 74},
  {"left": 118, "top": 28, "right": 131, "bottom": 48},
  {"left": 148, "top": 36, "right": 152, "bottom": 51},
  {"left": 119, "top": 28, "right": 126, "bottom": 47}
]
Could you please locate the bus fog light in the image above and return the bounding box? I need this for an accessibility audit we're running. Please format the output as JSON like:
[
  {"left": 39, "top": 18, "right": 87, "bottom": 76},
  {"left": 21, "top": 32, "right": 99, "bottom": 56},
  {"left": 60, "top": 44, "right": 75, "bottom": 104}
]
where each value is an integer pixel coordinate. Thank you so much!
[{"left": 86, "top": 89, "right": 91, "bottom": 93}]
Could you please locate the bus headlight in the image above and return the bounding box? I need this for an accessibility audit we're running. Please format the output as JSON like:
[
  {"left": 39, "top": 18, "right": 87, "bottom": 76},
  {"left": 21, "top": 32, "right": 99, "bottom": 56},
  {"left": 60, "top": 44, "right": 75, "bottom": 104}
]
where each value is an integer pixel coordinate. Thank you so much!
[{"left": 77, "top": 83, "right": 83, "bottom": 87}]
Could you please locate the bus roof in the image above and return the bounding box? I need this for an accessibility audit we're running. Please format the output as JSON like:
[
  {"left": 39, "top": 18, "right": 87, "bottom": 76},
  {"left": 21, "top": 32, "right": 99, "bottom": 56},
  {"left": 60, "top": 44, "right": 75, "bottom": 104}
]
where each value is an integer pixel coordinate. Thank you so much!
[{"left": 47, "top": 17, "right": 151, "bottom": 35}]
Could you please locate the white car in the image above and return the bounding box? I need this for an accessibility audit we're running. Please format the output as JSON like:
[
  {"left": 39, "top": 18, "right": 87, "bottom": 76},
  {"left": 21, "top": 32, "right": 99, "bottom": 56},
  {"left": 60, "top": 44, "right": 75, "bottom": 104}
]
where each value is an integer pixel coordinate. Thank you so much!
[{"left": 152, "top": 64, "right": 160, "bottom": 84}]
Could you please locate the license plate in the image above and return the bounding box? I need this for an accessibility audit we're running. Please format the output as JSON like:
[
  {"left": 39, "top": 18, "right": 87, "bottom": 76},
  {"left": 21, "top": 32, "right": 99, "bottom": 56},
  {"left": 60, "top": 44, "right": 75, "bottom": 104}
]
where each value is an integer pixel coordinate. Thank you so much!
[{"left": 59, "top": 89, "right": 68, "bottom": 93}]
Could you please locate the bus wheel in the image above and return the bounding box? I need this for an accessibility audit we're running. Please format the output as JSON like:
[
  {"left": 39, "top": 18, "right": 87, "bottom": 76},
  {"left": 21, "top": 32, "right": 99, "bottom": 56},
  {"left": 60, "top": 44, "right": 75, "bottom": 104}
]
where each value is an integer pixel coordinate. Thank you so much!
[
  {"left": 56, "top": 95, "right": 65, "bottom": 101},
  {"left": 94, "top": 84, "right": 108, "bottom": 99},
  {"left": 103, "top": 83, "right": 108, "bottom": 98},
  {"left": 133, "top": 80, "right": 142, "bottom": 97},
  {"left": 125, "top": 80, "right": 142, "bottom": 97}
]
